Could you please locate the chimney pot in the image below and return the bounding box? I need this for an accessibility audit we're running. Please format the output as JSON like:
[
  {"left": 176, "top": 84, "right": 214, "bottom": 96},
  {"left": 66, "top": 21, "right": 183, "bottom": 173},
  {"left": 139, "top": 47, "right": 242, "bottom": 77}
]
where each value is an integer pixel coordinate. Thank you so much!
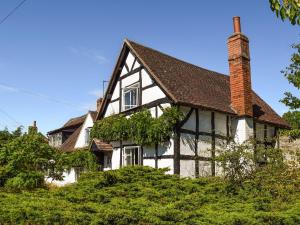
[
  {"left": 33, "top": 121, "right": 36, "bottom": 127},
  {"left": 233, "top": 16, "right": 241, "bottom": 33}
]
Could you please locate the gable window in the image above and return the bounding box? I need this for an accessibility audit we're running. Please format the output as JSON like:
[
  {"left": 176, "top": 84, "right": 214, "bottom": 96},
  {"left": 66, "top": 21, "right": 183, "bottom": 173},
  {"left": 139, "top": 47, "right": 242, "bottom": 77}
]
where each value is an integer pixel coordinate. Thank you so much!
[
  {"left": 123, "top": 83, "right": 139, "bottom": 111},
  {"left": 85, "top": 127, "right": 92, "bottom": 146}
]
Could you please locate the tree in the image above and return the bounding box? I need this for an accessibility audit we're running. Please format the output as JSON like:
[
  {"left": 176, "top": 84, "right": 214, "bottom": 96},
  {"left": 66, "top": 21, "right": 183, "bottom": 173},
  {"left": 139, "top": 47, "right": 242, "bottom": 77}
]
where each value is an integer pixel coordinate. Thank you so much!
[
  {"left": 280, "top": 44, "right": 300, "bottom": 109},
  {"left": 269, "top": 0, "right": 300, "bottom": 25},
  {"left": 0, "top": 132, "right": 64, "bottom": 190}
]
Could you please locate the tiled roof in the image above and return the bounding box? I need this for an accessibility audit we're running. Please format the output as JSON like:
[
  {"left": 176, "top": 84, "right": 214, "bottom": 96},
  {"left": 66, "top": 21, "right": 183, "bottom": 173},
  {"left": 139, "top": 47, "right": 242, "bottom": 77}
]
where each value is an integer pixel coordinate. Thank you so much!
[
  {"left": 90, "top": 139, "right": 113, "bottom": 152},
  {"left": 48, "top": 114, "right": 86, "bottom": 135},
  {"left": 59, "top": 125, "right": 82, "bottom": 152},
  {"left": 125, "top": 39, "right": 289, "bottom": 128}
]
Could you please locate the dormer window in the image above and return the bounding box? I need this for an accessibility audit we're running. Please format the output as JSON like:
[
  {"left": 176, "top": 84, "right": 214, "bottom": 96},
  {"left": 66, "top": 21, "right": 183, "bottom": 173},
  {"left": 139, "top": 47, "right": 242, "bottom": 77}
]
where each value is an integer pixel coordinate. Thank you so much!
[{"left": 122, "top": 83, "right": 140, "bottom": 111}]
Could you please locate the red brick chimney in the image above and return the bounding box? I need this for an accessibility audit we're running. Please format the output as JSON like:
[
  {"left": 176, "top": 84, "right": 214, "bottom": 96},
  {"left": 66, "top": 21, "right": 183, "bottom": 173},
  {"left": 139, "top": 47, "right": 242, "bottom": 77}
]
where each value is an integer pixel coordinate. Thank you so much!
[{"left": 227, "top": 17, "right": 253, "bottom": 117}]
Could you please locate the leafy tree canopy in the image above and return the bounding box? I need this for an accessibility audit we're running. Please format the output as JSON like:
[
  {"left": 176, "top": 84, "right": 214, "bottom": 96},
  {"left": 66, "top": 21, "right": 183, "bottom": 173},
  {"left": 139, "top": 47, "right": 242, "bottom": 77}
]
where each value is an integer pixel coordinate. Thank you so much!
[{"left": 269, "top": 0, "right": 300, "bottom": 25}]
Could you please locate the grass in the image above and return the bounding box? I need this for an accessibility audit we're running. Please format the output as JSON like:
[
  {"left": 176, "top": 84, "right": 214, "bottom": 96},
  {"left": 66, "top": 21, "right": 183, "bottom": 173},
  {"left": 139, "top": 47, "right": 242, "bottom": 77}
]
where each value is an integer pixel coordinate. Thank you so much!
[{"left": 0, "top": 166, "right": 300, "bottom": 225}]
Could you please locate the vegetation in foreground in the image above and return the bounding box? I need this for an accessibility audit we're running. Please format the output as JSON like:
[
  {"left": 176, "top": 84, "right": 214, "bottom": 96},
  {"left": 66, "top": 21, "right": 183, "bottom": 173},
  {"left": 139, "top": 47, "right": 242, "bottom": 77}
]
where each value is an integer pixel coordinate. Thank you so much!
[{"left": 0, "top": 164, "right": 299, "bottom": 225}]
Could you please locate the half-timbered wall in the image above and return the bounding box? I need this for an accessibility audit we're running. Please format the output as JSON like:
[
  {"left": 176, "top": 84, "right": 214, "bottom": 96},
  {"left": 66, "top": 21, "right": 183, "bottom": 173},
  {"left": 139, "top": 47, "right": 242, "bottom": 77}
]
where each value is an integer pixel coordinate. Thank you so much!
[
  {"left": 178, "top": 107, "right": 230, "bottom": 177},
  {"left": 102, "top": 50, "right": 173, "bottom": 172}
]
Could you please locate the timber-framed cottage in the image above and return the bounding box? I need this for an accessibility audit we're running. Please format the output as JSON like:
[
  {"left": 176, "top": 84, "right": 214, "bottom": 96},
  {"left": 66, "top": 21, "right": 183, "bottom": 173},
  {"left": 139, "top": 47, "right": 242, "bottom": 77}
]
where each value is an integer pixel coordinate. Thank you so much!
[{"left": 95, "top": 17, "right": 289, "bottom": 177}]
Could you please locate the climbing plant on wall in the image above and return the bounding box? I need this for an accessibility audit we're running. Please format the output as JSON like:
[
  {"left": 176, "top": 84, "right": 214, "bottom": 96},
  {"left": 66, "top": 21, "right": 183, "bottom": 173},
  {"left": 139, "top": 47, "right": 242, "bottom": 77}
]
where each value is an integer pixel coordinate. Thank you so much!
[{"left": 90, "top": 107, "right": 183, "bottom": 146}]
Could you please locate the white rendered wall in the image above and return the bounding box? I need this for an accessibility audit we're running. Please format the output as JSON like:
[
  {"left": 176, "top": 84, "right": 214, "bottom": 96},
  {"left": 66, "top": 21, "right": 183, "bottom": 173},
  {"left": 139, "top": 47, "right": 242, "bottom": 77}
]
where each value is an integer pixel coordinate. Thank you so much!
[
  {"left": 180, "top": 160, "right": 195, "bottom": 178},
  {"left": 215, "top": 112, "right": 227, "bottom": 136},
  {"left": 198, "top": 110, "right": 211, "bottom": 133},
  {"left": 74, "top": 113, "right": 94, "bottom": 148},
  {"left": 111, "top": 81, "right": 120, "bottom": 100},
  {"left": 157, "top": 159, "right": 173, "bottom": 174},
  {"left": 180, "top": 133, "right": 195, "bottom": 155},
  {"left": 121, "top": 72, "right": 139, "bottom": 87},
  {"left": 104, "top": 101, "right": 119, "bottom": 117},
  {"left": 198, "top": 161, "right": 211, "bottom": 177},
  {"left": 141, "top": 69, "right": 153, "bottom": 87},
  {"left": 181, "top": 107, "right": 196, "bottom": 131},
  {"left": 143, "top": 159, "right": 156, "bottom": 168},
  {"left": 231, "top": 117, "right": 254, "bottom": 144},
  {"left": 142, "top": 86, "right": 166, "bottom": 105},
  {"left": 45, "top": 168, "right": 77, "bottom": 187},
  {"left": 111, "top": 148, "right": 120, "bottom": 170}
]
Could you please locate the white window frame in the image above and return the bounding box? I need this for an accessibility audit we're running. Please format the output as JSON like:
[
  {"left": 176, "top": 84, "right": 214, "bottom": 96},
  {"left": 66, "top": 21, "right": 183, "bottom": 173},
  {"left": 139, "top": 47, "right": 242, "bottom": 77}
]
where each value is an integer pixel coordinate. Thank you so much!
[
  {"left": 122, "top": 146, "right": 141, "bottom": 166},
  {"left": 122, "top": 83, "right": 140, "bottom": 111}
]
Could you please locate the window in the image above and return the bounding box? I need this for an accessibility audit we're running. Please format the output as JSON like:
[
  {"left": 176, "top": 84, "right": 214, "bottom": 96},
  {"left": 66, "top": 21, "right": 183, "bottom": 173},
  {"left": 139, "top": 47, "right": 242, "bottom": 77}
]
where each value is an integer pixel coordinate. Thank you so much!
[
  {"left": 122, "top": 146, "right": 141, "bottom": 166},
  {"left": 85, "top": 127, "right": 92, "bottom": 145},
  {"left": 123, "top": 83, "right": 139, "bottom": 111}
]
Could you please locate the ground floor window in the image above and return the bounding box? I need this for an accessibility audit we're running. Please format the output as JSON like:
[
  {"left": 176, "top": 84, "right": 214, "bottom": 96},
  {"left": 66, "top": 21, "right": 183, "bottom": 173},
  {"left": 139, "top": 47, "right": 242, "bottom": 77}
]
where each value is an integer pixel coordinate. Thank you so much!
[{"left": 122, "top": 146, "right": 141, "bottom": 166}]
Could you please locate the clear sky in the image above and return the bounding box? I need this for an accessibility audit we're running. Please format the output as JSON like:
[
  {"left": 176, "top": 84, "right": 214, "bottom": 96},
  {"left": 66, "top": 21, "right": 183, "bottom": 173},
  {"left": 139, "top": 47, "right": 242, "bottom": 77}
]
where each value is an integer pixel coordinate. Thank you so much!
[{"left": 0, "top": 0, "right": 299, "bottom": 134}]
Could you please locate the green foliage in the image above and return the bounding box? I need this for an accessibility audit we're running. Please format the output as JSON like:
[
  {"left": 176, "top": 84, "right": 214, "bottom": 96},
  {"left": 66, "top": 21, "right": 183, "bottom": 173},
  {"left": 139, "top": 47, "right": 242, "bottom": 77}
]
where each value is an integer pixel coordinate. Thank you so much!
[
  {"left": 0, "top": 127, "right": 22, "bottom": 148},
  {"left": 91, "top": 107, "right": 183, "bottom": 146},
  {"left": 0, "top": 166, "right": 300, "bottom": 224},
  {"left": 63, "top": 149, "right": 99, "bottom": 172},
  {"left": 269, "top": 0, "right": 300, "bottom": 25},
  {"left": 282, "top": 111, "right": 300, "bottom": 139},
  {"left": 0, "top": 132, "right": 63, "bottom": 190},
  {"left": 280, "top": 44, "right": 300, "bottom": 110}
]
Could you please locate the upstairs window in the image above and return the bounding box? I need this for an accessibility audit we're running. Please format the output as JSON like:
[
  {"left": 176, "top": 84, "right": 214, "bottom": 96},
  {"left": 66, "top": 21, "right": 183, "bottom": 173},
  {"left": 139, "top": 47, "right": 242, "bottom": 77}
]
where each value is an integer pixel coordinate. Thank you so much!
[
  {"left": 85, "top": 127, "right": 92, "bottom": 146},
  {"left": 123, "top": 83, "right": 139, "bottom": 111}
]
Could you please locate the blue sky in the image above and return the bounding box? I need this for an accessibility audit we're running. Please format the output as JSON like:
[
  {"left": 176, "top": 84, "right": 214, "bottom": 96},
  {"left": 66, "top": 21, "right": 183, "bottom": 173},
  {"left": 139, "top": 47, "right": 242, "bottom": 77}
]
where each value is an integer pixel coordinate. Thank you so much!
[{"left": 0, "top": 0, "right": 299, "bottom": 134}]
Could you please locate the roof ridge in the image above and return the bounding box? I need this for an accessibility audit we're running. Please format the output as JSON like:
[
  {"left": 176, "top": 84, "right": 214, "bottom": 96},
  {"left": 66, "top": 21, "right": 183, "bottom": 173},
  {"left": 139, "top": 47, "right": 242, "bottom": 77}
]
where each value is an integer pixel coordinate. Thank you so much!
[{"left": 125, "top": 39, "right": 229, "bottom": 79}]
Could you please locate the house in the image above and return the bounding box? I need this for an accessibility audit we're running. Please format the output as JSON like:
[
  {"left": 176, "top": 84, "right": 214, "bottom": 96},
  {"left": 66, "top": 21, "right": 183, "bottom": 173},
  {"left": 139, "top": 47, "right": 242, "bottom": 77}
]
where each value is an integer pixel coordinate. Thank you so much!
[
  {"left": 95, "top": 17, "right": 289, "bottom": 178},
  {"left": 47, "top": 99, "right": 105, "bottom": 185}
]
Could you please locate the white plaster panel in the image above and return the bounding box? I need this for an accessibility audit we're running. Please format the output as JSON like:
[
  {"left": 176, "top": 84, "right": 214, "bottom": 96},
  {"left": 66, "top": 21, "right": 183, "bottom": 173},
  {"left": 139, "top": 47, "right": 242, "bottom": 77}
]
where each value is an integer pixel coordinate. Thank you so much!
[
  {"left": 133, "top": 60, "right": 140, "bottom": 70},
  {"left": 45, "top": 168, "right": 77, "bottom": 186},
  {"left": 158, "top": 140, "right": 174, "bottom": 156},
  {"left": 198, "top": 110, "right": 211, "bottom": 133},
  {"left": 75, "top": 113, "right": 94, "bottom": 148},
  {"left": 199, "top": 161, "right": 212, "bottom": 177},
  {"left": 111, "top": 81, "right": 120, "bottom": 100},
  {"left": 126, "top": 52, "right": 135, "bottom": 70},
  {"left": 198, "top": 135, "right": 212, "bottom": 157},
  {"left": 180, "top": 133, "right": 195, "bottom": 155},
  {"left": 256, "top": 123, "right": 265, "bottom": 141},
  {"left": 215, "top": 112, "right": 227, "bottom": 136},
  {"left": 215, "top": 162, "right": 224, "bottom": 177},
  {"left": 157, "top": 159, "right": 173, "bottom": 174},
  {"left": 182, "top": 109, "right": 196, "bottom": 131},
  {"left": 112, "top": 148, "right": 120, "bottom": 170},
  {"left": 104, "top": 101, "right": 119, "bottom": 117},
  {"left": 231, "top": 117, "right": 254, "bottom": 144},
  {"left": 180, "top": 160, "right": 195, "bottom": 178},
  {"left": 215, "top": 138, "right": 227, "bottom": 153},
  {"left": 142, "top": 86, "right": 166, "bottom": 105},
  {"left": 143, "top": 159, "right": 155, "bottom": 168},
  {"left": 141, "top": 69, "right": 153, "bottom": 87},
  {"left": 120, "top": 66, "right": 127, "bottom": 76},
  {"left": 143, "top": 145, "right": 155, "bottom": 157},
  {"left": 157, "top": 104, "right": 172, "bottom": 117},
  {"left": 121, "top": 72, "right": 139, "bottom": 87},
  {"left": 149, "top": 107, "right": 156, "bottom": 118}
]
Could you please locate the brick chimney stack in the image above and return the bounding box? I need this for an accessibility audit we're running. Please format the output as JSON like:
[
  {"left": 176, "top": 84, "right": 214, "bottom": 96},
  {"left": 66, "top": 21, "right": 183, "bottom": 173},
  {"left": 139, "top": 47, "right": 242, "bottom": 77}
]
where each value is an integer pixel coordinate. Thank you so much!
[{"left": 227, "top": 16, "right": 253, "bottom": 117}]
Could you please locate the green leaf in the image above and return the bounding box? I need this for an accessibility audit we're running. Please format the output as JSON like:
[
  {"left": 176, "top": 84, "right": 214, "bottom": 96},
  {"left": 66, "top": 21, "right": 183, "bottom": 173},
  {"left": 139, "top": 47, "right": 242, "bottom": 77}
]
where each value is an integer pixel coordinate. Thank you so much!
[{"left": 280, "top": 7, "right": 287, "bottom": 20}]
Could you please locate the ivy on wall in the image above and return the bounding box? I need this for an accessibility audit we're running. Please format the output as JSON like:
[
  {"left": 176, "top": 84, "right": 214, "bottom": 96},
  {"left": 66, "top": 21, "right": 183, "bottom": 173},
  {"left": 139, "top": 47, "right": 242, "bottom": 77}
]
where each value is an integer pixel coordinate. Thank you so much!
[{"left": 90, "top": 107, "right": 183, "bottom": 146}]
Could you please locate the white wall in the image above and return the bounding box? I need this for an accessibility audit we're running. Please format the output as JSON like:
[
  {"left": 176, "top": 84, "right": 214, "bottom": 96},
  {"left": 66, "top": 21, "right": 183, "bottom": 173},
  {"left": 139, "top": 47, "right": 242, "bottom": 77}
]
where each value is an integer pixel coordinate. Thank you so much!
[
  {"left": 112, "top": 148, "right": 120, "bottom": 170},
  {"left": 180, "top": 160, "right": 195, "bottom": 178},
  {"left": 231, "top": 117, "right": 254, "bottom": 144},
  {"left": 45, "top": 168, "right": 77, "bottom": 187},
  {"left": 180, "top": 133, "right": 195, "bottom": 155},
  {"left": 157, "top": 159, "right": 173, "bottom": 174},
  {"left": 142, "top": 86, "right": 166, "bottom": 105},
  {"left": 74, "top": 113, "right": 94, "bottom": 149}
]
